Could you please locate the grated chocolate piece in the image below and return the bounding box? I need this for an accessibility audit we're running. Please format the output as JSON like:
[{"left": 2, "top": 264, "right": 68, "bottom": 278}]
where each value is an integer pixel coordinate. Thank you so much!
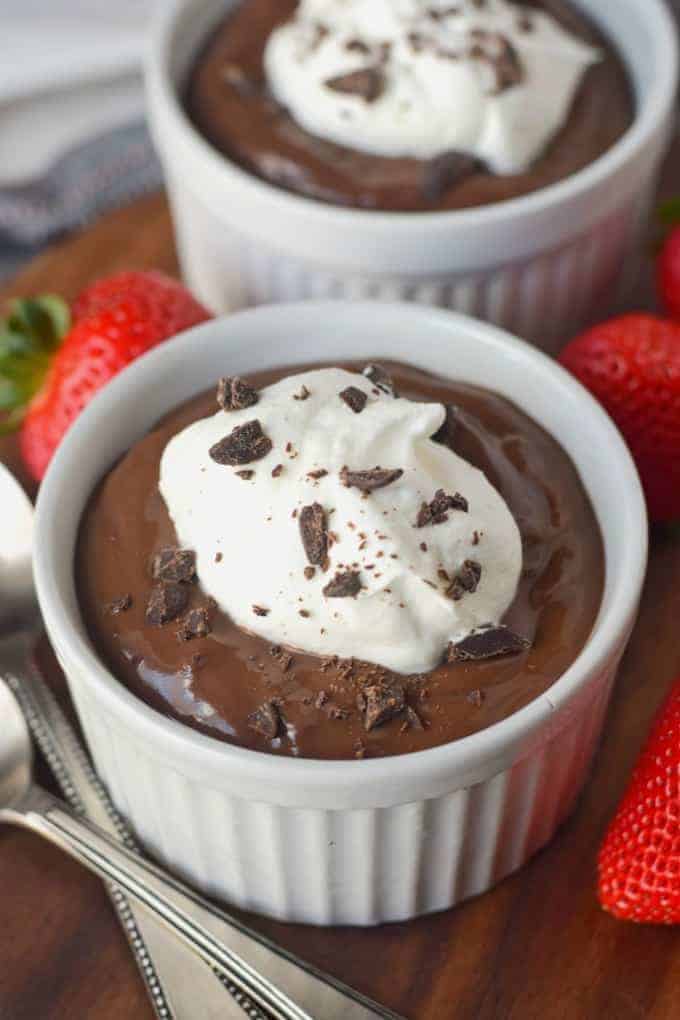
[
  {"left": 448, "top": 625, "right": 530, "bottom": 662},
  {"left": 307, "top": 468, "right": 328, "bottom": 480},
  {"left": 247, "top": 701, "right": 281, "bottom": 740},
  {"left": 304, "top": 566, "right": 316, "bottom": 580},
  {"left": 362, "top": 363, "right": 396, "bottom": 396},
  {"left": 340, "top": 466, "right": 403, "bottom": 492},
  {"left": 360, "top": 679, "right": 406, "bottom": 731},
  {"left": 177, "top": 607, "right": 212, "bottom": 642},
  {"left": 293, "top": 384, "right": 311, "bottom": 401},
  {"left": 146, "top": 583, "right": 189, "bottom": 626},
  {"left": 252, "top": 605, "right": 270, "bottom": 617},
  {"left": 106, "top": 594, "right": 132, "bottom": 615},
  {"left": 421, "top": 151, "right": 480, "bottom": 203},
  {"left": 446, "top": 560, "right": 482, "bottom": 601},
  {"left": 468, "top": 29, "right": 524, "bottom": 94},
  {"left": 299, "top": 502, "right": 328, "bottom": 566},
  {"left": 325, "top": 66, "right": 385, "bottom": 102},
  {"left": 323, "top": 570, "right": 362, "bottom": 598},
  {"left": 209, "top": 420, "right": 272, "bottom": 465},
  {"left": 152, "top": 547, "right": 196, "bottom": 584},
  {"left": 416, "top": 489, "right": 468, "bottom": 527},
  {"left": 216, "top": 375, "right": 259, "bottom": 411},
  {"left": 235, "top": 469, "right": 255, "bottom": 480},
  {"left": 339, "top": 386, "right": 368, "bottom": 414},
  {"left": 271, "top": 463, "right": 284, "bottom": 477}
]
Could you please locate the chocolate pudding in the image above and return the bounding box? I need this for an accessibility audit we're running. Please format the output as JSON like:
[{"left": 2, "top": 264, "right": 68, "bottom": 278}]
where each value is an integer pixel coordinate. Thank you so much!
[
  {"left": 184, "top": 0, "right": 633, "bottom": 211},
  {"left": 77, "top": 361, "right": 604, "bottom": 759}
]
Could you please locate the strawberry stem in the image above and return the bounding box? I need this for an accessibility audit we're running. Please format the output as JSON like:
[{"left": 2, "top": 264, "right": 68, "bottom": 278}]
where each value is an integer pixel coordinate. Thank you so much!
[{"left": 0, "top": 295, "right": 70, "bottom": 433}]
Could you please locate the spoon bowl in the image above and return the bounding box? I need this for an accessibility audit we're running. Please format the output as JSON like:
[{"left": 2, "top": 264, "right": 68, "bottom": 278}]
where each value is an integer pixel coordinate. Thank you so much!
[{"left": 0, "top": 678, "right": 32, "bottom": 810}]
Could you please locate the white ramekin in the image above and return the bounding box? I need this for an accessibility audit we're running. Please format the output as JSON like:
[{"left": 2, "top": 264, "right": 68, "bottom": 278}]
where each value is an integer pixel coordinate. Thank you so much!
[
  {"left": 34, "top": 303, "right": 647, "bottom": 925},
  {"left": 146, "top": 0, "right": 677, "bottom": 355}
]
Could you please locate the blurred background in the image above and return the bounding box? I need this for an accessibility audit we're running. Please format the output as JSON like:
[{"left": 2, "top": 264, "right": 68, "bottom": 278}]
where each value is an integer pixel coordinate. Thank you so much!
[{"left": 0, "top": 0, "right": 160, "bottom": 279}]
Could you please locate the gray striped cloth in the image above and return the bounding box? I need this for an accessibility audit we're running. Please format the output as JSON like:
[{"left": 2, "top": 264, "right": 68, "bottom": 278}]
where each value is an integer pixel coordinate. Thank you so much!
[{"left": 0, "top": 120, "right": 162, "bottom": 280}]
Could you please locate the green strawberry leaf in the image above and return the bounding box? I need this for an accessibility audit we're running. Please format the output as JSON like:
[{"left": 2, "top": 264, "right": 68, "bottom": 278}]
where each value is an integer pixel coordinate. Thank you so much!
[
  {"left": 658, "top": 197, "right": 680, "bottom": 228},
  {"left": 0, "top": 294, "right": 70, "bottom": 432}
]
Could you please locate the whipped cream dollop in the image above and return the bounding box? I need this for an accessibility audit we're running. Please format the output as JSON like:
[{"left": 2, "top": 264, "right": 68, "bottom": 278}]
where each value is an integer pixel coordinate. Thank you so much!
[
  {"left": 264, "top": 0, "right": 600, "bottom": 175},
  {"left": 159, "top": 368, "right": 522, "bottom": 674}
]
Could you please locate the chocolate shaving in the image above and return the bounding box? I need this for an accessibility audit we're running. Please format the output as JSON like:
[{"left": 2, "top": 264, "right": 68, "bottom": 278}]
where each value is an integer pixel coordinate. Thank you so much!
[
  {"left": 177, "top": 607, "right": 212, "bottom": 642},
  {"left": 359, "top": 679, "right": 405, "bottom": 731},
  {"left": 323, "top": 570, "right": 362, "bottom": 598},
  {"left": 448, "top": 625, "right": 530, "bottom": 662},
  {"left": 216, "top": 375, "right": 259, "bottom": 411},
  {"left": 299, "top": 609, "right": 311, "bottom": 618},
  {"left": 271, "top": 464, "right": 284, "bottom": 477},
  {"left": 339, "top": 386, "right": 368, "bottom": 414},
  {"left": 299, "top": 502, "right": 328, "bottom": 566},
  {"left": 362, "top": 363, "right": 396, "bottom": 396},
  {"left": 146, "top": 583, "right": 189, "bottom": 626},
  {"left": 422, "top": 151, "right": 480, "bottom": 203},
  {"left": 416, "top": 489, "right": 468, "bottom": 528},
  {"left": 236, "top": 469, "right": 255, "bottom": 480},
  {"left": 209, "top": 420, "right": 272, "bottom": 465},
  {"left": 304, "top": 566, "right": 316, "bottom": 580},
  {"left": 247, "top": 701, "right": 281, "bottom": 740},
  {"left": 293, "top": 384, "right": 311, "bottom": 401},
  {"left": 215, "top": 552, "right": 223, "bottom": 563},
  {"left": 340, "top": 466, "right": 403, "bottom": 492},
  {"left": 345, "top": 38, "right": 371, "bottom": 55},
  {"left": 152, "top": 547, "right": 196, "bottom": 584},
  {"left": 307, "top": 468, "right": 328, "bottom": 480},
  {"left": 468, "top": 30, "right": 524, "bottom": 94},
  {"left": 252, "top": 605, "right": 270, "bottom": 617},
  {"left": 325, "top": 67, "right": 385, "bottom": 102},
  {"left": 446, "top": 560, "right": 482, "bottom": 601},
  {"left": 106, "top": 594, "right": 132, "bottom": 615}
]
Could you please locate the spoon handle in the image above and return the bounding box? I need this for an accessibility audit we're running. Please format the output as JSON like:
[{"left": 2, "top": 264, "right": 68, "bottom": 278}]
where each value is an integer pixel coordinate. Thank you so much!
[{"left": 5, "top": 786, "right": 395, "bottom": 1020}]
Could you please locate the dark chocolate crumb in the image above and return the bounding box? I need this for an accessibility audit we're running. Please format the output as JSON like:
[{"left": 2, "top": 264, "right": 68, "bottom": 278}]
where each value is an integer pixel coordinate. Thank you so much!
[
  {"left": 345, "top": 37, "right": 370, "bottom": 54},
  {"left": 467, "top": 688, "right": 485, "bottom": 707},
  {"left": 209, "top": 420, "right": 272, "bottom": 466},
  {"left": 448, "top": 625, "right": 530, "bottom": 662},
  {"left": 177, "top": 607, "right": 212, "bottom": 642},
  {"left": 416, "top": 489, "right": 468, "bottom": 528},
  {"left": 214, "top": 552, "right": 223, "bottom": 563},
  {"left": 152, "top": 547, "right": 196, "bottom": 584},
  {"left": 420, "top": 542, "right": 428, "bottom": 552},
  {"left": 405, "top": 705, "right": 425, "bottom": 730},
  {"left": 307, "top": 469, "right": 328, "bottom": 480},
  {"left": 340, "top": 466, "right": 403, "bottom": 492},
  {"left": 360, "top": 679, "right": 406, "bottom": 731},
  {"left": 304, "top": 566, "right": 316, "bottom": 580},
  {"left": 362, "top": 363, "right": 396, "bottom": 396},
  {"left": 325, "top": 67, "right": 385, "bottom": 102},
  {"left": 146, "top": 583, "right": 189, "bottom": 626},
  {"left": 236, "top": 469, "right": 255, "bottom": 480},
  {"left": 323, "top": 570, "right": 362, "bottom": 598},
  {"left": 299, "top": 502, "right": 328, "bottom": 566},
  {"left": 216, "top": 375, "right": 259, "bottom": 411},
  {"left": 472, "top": 530, "right": 480, "bottom": 546},
  {"left": 339, "top": 386, "right": 368, "bottom": 414},
  {"left": 271, "top": 463, "right": 284, "bottom": 477},
  {"left": 446, "top": 560, "right": 482, "bottom": 600},
  {"left": 299, "top": 609, "right": 311, "bottom": 618},
  {"left": 252, "top": 604, "right": 270, "bottom": 617},
  {"left": 293, "top": 384, "right": 311, "bottom": 401},
  {"left": 106, "top": 594, "right": 132, "bottom": 615},
  {"left": 247, "top": 701, "right": 281, "bottom": 739}
]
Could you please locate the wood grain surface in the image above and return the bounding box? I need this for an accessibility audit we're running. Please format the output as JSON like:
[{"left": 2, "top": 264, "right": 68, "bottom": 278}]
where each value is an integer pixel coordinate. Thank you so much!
[{"left": 2, "top": 146, "right": 680, "bottom": 1020}]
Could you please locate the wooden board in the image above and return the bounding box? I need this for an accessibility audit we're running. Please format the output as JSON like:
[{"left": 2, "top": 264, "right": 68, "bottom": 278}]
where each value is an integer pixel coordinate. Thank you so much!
[{"left": 2, "top": 179, "right": 680, "bottom": 1020}]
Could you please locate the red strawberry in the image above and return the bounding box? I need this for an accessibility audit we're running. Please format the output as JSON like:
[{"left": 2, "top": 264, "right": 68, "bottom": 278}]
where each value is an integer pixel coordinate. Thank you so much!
[
  {"left": 598, "top": 679, "right": 680, "bottom": 924},
  {"left": 559, "top": 314, "right": 680, "bottom": 522},
  {"left": 0, "top": 272, "right": 210, "bottom": 480},
  {"left": 658, "top": 223, "right": 680, "bottom": 319}
]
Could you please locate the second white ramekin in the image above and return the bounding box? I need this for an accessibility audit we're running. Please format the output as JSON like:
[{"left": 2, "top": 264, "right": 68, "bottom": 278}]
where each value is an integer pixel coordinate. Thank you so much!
[
  {"left": 33, "top": 303, "right": 647, "bottom": 925},
  {"left": 147, "top": 0, "right": 677, "bottom": 354}
]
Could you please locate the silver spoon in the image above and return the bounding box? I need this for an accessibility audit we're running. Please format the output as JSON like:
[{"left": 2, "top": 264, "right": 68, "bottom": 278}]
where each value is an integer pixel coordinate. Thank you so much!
[{"left": 0, "top": 464, "right": 398, "bottom": 1020}]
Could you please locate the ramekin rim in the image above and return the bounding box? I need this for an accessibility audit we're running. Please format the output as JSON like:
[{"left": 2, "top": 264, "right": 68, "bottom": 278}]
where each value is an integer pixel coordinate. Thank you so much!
[
  {"left": 146, "top": 0, "right": 679, "bottom": 233},
  {"left": 33, "top": 301, "right": 648, "bottom": 794}
]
